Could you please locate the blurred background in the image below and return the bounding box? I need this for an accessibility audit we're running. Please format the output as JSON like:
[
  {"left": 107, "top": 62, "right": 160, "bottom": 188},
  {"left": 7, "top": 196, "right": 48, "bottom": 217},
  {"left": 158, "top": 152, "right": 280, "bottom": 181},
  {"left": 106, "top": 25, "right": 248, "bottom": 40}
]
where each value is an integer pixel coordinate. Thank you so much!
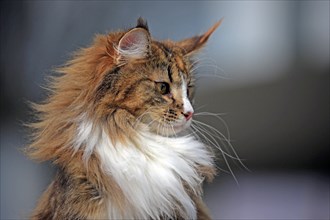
[{"left": 1, "top": 1, "right": 329, "bottom": 219}]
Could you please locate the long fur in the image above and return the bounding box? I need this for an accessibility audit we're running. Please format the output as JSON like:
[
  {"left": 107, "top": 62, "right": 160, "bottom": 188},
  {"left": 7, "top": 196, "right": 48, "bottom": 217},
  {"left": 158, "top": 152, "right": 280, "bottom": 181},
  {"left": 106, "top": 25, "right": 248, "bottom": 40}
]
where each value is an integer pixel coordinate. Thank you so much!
[
  {"left": 27, "top": 18, "right": 221, "bottom": 219},
  {"left": 76, "top": 119, "right": 214, "bottom": 219}
]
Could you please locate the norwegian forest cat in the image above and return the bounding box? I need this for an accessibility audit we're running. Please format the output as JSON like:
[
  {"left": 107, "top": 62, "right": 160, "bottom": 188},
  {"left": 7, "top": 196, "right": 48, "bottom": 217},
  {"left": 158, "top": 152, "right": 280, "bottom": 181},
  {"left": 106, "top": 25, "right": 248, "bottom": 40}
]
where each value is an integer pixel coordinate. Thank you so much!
[{"left": 27, "top": 18, "right": 223, "bottom": 219}]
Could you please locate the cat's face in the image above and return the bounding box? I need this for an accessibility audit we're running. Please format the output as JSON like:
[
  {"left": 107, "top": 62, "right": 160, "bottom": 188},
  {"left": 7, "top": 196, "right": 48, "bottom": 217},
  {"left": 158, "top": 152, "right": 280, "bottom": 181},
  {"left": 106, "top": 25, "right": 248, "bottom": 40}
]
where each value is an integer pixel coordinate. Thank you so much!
[
  {"left": 95, "top": 19, "right": 221, "bottom": 137},
  {"left": 115, "top": 47, "right": 195, "bottom": 136}
]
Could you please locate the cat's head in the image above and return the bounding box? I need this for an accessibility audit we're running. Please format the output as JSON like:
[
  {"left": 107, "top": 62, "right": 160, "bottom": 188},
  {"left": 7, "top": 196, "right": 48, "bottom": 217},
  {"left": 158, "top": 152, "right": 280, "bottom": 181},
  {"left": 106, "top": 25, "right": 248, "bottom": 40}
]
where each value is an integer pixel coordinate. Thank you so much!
[
  {"left": 92, "top": 18, "right": 222, "bottom": 137},
  {"left": 27, "top": 18, "right": 222, "bottom": 162}
]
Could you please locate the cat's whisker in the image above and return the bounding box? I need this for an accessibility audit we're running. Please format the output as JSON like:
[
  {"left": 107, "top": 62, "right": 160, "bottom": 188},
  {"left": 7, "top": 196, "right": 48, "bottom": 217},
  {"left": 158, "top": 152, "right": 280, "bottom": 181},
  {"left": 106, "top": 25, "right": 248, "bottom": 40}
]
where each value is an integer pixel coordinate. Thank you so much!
[
  {"left": 190, "top": 56, "right": 230, "bottom": 80},
  {"left": 190, "top": 124, "right": 232, "bottom": 176},
  {"left": 193, "top": 119, "right": 234, "bottom": 157},
  {"left": 193, "top": 120, "right": 228, "bottom": 142},
  {"left": 192, "top": 121, "right": 238, "bottom": 161},
  {"left": 145, "top": 118, "right": 159, "bottom": 129},
  {"left": 191, "top": 121, "right": 238, "bottom": 184},
  {"left": 193, "top": 119, "right": 250, "bottom": 172},
  {"left": 189, "top": 57, "right": 213, "bottom": 69},
  {"left": 195, "top": 74, "right": 231, "bottom": 81},
  {"left": 161, "top": 122, "right": 167, "bottom": 138},
  {"left": 193, "top": 67, "right": 230, "bottom": 80},
  {"left": 170, "top": 124, "right": 177, "bottom": 138},
  {"left": 194, "top": 105, "right": 208, "bottom": 112},
  {"left": 29, "top": 18, "right": 223, "bottom": 219},
  {"left": 190, "top": 123, "right": 215, "bottom": 154},
  {"left": 159, "top": 114, "right": 168, "bottom": 137},
  {"left": 189, "top": 125, "right": 202, "bottom": 142},
  {"left": 165, "top": 125, "right": 169, "bottom": 138},
  {"left": 133, "top": 106, "right": 159, "bottom": 128},
  {"left": 194, "top": 112, "right": 230, "bottom": 140},
  {"left": 156, "top": 121, "right": 160, "bottom": 137}
]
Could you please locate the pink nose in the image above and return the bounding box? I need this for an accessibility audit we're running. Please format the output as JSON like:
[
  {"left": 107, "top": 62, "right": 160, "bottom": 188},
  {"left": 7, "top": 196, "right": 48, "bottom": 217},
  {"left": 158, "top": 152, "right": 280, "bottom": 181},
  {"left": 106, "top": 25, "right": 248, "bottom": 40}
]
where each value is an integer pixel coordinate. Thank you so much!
[{"left": 183, "top": 111, "right": 193, "bottom": 121}]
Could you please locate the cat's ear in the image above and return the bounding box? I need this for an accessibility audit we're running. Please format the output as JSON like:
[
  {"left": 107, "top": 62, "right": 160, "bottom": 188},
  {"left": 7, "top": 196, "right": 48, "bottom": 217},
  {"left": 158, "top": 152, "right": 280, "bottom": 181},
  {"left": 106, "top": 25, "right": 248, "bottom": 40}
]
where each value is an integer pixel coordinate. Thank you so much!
[
  {"left": 177, "top": 18, "right": 223, "bottom": 56},
  {"left": 117, "top": 26, "right": 151, "bottom": 62}
]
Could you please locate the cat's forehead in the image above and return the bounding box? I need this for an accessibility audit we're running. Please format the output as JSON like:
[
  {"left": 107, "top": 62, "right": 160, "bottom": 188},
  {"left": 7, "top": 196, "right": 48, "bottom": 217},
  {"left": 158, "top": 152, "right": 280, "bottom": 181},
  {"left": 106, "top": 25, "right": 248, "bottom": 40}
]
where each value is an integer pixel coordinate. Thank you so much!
[
  {"left": 153, "top": 41, "right": 184, "bottom": 59},
  {"left": 148, "top": 41, "right": 191, "bottom": 79}
]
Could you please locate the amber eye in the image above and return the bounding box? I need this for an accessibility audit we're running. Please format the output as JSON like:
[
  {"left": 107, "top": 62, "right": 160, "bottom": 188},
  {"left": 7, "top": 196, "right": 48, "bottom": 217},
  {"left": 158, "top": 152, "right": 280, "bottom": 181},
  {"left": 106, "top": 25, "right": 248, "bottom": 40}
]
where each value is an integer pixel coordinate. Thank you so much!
[{"left": 157, "top": 82, "right": 170, "bottom": 95}]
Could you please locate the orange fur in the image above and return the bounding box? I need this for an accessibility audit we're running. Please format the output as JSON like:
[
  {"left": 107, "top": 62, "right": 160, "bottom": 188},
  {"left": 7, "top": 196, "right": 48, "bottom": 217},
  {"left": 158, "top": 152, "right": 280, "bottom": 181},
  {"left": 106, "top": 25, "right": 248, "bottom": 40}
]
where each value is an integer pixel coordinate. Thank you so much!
[{"left": 27, "top": 18, "right": 221, "bottom": 219}]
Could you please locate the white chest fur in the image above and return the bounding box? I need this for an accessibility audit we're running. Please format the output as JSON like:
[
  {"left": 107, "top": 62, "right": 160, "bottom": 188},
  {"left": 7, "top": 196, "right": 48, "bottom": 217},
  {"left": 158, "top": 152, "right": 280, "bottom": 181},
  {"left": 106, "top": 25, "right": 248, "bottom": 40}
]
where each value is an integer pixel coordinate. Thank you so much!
[{"left": 76, "top": 121, "right": 213, "bottom": 219}]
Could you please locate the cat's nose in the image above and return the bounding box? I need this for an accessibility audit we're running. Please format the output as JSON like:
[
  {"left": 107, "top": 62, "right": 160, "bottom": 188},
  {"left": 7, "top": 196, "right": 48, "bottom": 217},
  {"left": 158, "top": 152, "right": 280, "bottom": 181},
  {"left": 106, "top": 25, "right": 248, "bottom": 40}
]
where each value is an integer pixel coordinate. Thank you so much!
[{"left": 183, "top": 111, "right": 193, "bottom": 121}]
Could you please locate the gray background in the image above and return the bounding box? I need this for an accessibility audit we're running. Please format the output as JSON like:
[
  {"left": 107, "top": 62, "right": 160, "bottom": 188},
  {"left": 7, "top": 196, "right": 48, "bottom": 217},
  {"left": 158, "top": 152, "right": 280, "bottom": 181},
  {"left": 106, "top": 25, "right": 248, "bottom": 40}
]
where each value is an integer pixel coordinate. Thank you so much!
[{"left": 1, "top": 1, "right": 329, "bottom": 219}]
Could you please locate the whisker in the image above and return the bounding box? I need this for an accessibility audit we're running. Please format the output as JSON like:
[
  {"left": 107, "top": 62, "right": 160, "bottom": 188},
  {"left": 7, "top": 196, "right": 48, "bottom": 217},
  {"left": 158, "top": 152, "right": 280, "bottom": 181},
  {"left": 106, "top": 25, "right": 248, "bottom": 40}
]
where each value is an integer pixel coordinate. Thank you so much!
[
  {"left": 190, "top": 54, "right": 230, "bottom": 80},
  {"left": 192, "top": 121, "right": 238, "bottom": 161},
  {"left": 193, "top": 118, "right": 249, "bottom": 172},
  {"left": 133, "top": 106, "right": 157, "bottom": 127},
  {"left": 190, "top": 124, "right": 232, "bottom": 176},
  {"left": 194, "top": 105, "right": 208, "bottom": 113},
  {"left": 192, "top": 121, "right": 238, "bottom": 184},
  {"left": 156, "top": 118, "right": 161, "bottom": 137},
  {"left": 145, "top": 118, "right": 158, "bottom": 128},
  {"left": 170, "top": 124, "right": 177, "bottom": 138},
  {"left": 194, "top": 112, "right": 230, "bottom": 140}
]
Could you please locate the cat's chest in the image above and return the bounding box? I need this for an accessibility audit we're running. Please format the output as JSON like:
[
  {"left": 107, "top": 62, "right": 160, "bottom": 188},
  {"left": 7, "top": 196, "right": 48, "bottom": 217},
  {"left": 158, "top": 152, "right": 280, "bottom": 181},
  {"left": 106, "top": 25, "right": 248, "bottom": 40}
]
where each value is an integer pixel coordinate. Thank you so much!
[{"left": 95, "top": 131, "right": 213, "bottom": 219}]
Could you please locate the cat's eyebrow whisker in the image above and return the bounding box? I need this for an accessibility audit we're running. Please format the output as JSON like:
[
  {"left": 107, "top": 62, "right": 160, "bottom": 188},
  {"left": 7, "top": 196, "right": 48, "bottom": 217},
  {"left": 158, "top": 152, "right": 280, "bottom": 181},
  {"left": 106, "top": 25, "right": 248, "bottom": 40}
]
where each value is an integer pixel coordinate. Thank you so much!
[
  {"left": 191, "top": 54, "right": 223, "bottom": 68},
  {"left": 190, "top": 56, "right": 230, "bottom": 80},
  {"left": 202, "top": 55, "right": 226, "bottom": 73},
  {"left": 195, "top": 73, "right": 231, "bottom": 81},
  {"left": 189, "top": 57, "right": 211, "bottom": 68},
  {"left": 192, "top": 66, "right": 230, "bottom": 80}
]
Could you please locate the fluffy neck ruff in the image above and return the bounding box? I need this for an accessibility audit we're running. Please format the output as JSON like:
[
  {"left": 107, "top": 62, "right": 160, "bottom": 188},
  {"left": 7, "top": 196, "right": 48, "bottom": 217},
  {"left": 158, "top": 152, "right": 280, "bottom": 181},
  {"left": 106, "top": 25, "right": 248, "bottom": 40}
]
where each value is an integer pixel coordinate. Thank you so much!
[{"left": 75, "top": 119, "right": 214, "bottom": 219}]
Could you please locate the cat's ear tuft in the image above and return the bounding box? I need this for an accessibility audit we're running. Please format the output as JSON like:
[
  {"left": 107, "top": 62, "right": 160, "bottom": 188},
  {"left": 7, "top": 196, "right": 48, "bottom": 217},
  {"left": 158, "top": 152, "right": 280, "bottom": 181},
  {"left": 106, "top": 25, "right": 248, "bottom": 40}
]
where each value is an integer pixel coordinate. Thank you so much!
[
  {"left": 177, "top": 18, "right": 223, "bottom": 56},
  {"left": 136, "top": 17, "right": 149, "bottom": 31},
  {"left": 117, "top": 27, "right": 151, "bottom": 61}
]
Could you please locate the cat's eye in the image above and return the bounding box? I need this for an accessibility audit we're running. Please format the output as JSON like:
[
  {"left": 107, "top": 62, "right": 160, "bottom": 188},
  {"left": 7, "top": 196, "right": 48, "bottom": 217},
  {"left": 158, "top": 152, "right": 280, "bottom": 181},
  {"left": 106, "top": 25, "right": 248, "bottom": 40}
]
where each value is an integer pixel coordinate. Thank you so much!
[{"left": 157, "top": 82, "right": 170, "bottom": 95}]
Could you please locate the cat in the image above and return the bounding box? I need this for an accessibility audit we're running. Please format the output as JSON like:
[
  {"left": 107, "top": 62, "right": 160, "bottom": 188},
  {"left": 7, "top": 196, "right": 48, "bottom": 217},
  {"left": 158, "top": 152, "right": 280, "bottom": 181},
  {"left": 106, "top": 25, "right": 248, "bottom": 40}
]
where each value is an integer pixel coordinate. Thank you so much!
[{"left": 27, "top": 18, "right": 222, "bottom": 220}]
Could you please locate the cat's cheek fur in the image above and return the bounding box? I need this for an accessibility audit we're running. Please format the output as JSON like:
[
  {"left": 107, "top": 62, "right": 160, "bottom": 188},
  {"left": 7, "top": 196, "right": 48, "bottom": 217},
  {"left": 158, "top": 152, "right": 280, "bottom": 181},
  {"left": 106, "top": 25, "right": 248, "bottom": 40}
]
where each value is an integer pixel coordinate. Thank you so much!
[{"left": 76, "top": 119, "right": 214, "bottom": 219}]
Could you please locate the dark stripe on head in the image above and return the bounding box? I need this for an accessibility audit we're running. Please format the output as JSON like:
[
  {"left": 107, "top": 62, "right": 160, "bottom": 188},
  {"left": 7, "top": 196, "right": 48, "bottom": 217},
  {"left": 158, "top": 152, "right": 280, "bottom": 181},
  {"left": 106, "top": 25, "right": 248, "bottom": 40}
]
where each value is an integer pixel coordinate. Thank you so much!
[
  {"left": 96, "top": 67, "right": 120, "bottom": 100},
  {"left": 162, "top": 45, "right": 172, "bottom": 57},
  {"left": 167, "top": 65, "right": 173, "bottom": 83},
  {"left": 153, "top": 41, "right": 172, "bottom": 59}
]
